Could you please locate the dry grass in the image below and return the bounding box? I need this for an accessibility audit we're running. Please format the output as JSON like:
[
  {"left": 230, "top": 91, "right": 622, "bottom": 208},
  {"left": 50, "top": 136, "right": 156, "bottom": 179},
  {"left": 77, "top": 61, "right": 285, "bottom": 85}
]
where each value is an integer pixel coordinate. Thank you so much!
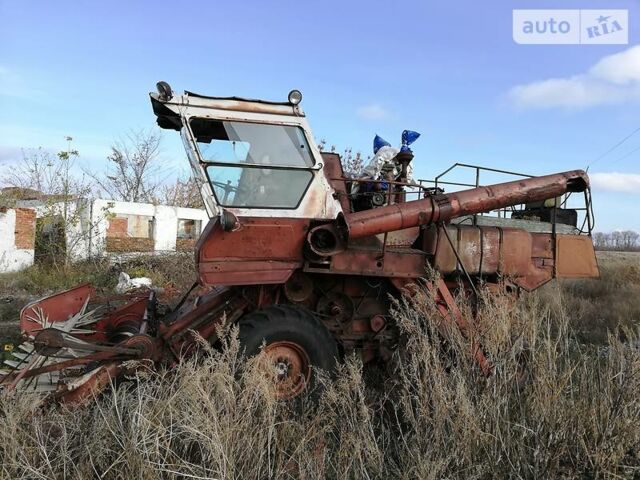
[
  {"left": 556, "top": 251, "right": 640, "bottom": 344},
  {"left": 0, "top": 252, "right": 197, "bottom": 300},
  {"left": 0, "top": 252, "right": 196, "bottom": 337},
  {"left": 1, "top": 280, "right": 639, "bottom": 479}
]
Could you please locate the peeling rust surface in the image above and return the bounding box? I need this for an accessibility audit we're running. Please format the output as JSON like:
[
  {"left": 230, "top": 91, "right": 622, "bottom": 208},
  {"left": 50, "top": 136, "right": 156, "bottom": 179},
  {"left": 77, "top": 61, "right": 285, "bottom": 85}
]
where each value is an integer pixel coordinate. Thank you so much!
[
  {"left": 556, "top": 235, "right": 600, "bottom": 278},
  {"left": 197, "top": 217, "right": 308, "bottom": 286}
]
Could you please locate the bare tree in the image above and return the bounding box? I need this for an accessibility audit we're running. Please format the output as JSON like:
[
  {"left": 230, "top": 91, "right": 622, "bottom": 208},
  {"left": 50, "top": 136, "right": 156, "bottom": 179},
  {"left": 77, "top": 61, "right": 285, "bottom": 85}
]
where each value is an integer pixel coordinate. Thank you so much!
[
  {"left": 592, "top": 232, "right": 608, "bottom": 250},
  {"left": 592, "top": 231, "right": 640, "bottom": 251},
  {"left": 342, "top": 148, "right": 366, "bottom": 178},
  {"left": 318, "top": 139, "right": 367, "bottom": 178},
  {"left": 1, "top": 138, "right": 105, "bottom": 269},
  {"left": 620, "top": 230, "right": 639, "bottom": 251},
  {"left": 160, "top": 176, "right": 204, "bottom": 209},
  {"left": 3, "top": 139, "right": 83, "bottom": 199},
  {"left": 89, "top": 130, "right": 164, "bottom": 203}
]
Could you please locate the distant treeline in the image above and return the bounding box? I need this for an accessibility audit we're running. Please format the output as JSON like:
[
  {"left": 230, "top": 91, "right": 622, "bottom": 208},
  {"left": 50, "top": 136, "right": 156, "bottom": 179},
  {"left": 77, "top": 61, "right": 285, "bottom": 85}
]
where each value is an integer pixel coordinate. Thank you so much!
[{"left": 592, "top": 231, "right": 640, "bottom": 251}]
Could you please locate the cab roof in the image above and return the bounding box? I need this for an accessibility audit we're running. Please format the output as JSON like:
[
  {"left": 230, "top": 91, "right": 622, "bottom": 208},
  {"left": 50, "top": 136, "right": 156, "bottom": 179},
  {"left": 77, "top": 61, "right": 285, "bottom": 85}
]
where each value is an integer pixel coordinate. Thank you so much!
[{"left": 150, "top": 89, "right": 305, "bottom": 131}]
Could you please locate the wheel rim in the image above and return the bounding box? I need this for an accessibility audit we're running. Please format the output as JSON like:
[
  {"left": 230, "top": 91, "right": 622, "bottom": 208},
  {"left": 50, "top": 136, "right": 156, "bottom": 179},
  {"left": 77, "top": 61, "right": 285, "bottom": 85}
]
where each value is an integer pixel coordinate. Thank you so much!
[{"left": 262, "top": 341, "right": 311, "bottom": 399}]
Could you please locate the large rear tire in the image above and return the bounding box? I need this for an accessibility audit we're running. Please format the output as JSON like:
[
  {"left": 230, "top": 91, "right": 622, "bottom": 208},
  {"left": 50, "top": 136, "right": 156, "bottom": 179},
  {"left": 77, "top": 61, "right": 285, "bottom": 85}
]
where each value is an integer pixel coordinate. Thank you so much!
[{"left": 238, "top": 305, "right": 338, "bottom": 400}]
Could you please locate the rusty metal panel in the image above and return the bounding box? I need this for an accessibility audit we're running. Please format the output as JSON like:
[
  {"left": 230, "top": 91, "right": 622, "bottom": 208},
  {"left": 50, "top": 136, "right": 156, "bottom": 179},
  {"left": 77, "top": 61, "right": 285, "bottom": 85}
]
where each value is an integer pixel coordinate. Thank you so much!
[
  {"left": 430, "top": 226, "right": 500, "bottom": 276},
  {"left": 199, "top": 218, "right": 308, "bottom": 261},
  {"left": 197, "top": 217, "right": 309, "bottom": 287},
  {"left": 310, "top": 248, "right": 426, "bottom": 278},
  {"left": 555, "top": 235, "right": 599, "bottom": 278},
  {"left": 20, "top": 284, "right": 95, "bottom": 337},
  {"left": 427, "top": 224, "right": 555, "bottom": 290},
  {"left": 500, "top": 229, "right": 533, "bottom": 276},
  {"left": 321, "top": 152, "right": 351, "bottom": 213},
  {"left": 480, "top": 227, "right": 501, "bottom": 274},
  {"left": 384, "top": 227, "right": 420, "bottom": 247},
  {"left": 531, "top": 233, "right": 554, "bottom": 259},
  {"left": 457, "top": 227, "right": 482, "bottom": 273},
  {"left": 423, "top": 224, "right": 438, "bottom": 255},
  {"left": 429, "top": 225, "right": 550, "bottom": 283},
  {"left": 513, "top": 266, "right": 553, "bottom": 291},
  {"left": 432, "top": 227, "right": 457, "bottom": 273},
  {"left": 200, "top": 260, "right": 299, "bottom": 286}
]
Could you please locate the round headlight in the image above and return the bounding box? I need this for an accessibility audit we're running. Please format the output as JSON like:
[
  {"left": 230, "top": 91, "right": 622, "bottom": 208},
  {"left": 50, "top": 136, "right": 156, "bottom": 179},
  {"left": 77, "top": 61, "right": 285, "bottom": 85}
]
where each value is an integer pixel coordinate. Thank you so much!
[
  {"left": 288, "top": 89, "right": 302, "bottom": 105},
  {"left": 156, "top": 81, "right": 173, "bottom": 101}
]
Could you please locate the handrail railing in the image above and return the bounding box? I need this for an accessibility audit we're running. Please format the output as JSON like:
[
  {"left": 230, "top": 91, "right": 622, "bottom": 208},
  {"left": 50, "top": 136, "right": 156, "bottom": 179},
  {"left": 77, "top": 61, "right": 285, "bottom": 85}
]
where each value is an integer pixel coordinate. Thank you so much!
[
  {"left": 418, "top": 163, "right": 594, "bottom": 234},
  {"left": 420, "top": 162, "right": 534, "bottom": 191}
]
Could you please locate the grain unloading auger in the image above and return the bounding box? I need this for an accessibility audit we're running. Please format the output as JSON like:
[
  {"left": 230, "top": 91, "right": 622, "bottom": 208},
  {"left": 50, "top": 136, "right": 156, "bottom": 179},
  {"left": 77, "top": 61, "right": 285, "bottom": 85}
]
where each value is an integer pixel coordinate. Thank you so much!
[{"left": 0, "top": 83, "right": 599, "bottom": 403}]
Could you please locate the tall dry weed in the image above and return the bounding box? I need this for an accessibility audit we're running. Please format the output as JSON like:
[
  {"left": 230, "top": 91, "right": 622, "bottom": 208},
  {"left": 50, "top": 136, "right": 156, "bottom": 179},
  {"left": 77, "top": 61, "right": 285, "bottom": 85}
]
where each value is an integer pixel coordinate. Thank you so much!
[{"left": 0, "top": 284, "right": 638, "bottom": 479}]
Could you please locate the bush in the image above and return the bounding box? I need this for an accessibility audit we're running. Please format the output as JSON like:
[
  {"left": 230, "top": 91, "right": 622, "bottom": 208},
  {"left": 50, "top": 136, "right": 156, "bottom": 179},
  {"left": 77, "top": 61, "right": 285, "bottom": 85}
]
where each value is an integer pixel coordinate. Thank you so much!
[
  {"left": 0, "top": 253, "right": 196, "bottom": 299},
  {"left": 0, "top": 258, "right": 116, "bottom": 297}
]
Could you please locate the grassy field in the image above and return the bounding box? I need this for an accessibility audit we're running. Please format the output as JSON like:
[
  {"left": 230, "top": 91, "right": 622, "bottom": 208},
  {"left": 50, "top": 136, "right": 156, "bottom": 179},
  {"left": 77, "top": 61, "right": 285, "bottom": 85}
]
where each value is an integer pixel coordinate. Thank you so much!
[
  {"left": 0, "top": 253, "right": 638, "bottom": 478},
  {"left": 559, "top": 251, "right": 640, "bottom": 345}
]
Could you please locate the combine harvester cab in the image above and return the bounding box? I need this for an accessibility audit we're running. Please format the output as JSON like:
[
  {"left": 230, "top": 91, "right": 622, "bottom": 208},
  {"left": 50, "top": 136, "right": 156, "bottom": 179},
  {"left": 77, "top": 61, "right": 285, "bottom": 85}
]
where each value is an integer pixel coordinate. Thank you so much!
[{"left": 1, "top": 82, "right": 599, "bottom": 403}]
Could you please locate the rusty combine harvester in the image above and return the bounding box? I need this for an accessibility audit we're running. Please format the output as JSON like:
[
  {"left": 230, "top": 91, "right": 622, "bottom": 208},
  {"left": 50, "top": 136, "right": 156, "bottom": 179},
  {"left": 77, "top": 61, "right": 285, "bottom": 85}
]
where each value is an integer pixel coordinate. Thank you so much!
[{"left": 0, "top": 83, "right": 599, "bottom": 402}]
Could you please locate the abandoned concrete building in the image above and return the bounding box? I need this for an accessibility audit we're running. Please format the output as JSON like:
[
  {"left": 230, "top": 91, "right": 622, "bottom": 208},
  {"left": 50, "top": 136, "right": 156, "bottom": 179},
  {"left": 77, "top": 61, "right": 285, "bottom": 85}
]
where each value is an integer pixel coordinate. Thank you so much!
[
  {"left": 0, "top": 207, "right": 37, "bottom": 272},
  {"left": 0, "top": 197, "right": 208, "bottom": 272}
]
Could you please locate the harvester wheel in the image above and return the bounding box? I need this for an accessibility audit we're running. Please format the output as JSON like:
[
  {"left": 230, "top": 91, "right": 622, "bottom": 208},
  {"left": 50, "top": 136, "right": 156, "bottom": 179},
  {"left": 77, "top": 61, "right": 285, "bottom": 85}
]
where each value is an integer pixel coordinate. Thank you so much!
[{"left": 238, "top": 305, "right": 338, "bottom": 400}]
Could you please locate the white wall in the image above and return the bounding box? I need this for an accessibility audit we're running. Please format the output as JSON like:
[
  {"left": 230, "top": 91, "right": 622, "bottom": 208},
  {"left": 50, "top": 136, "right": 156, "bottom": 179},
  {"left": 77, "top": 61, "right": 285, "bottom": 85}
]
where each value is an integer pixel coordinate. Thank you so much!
[
  {"left": 5, "top": 199, "right": 210, "bottom": 268},
  {"left": 0, "top": 209, "right": 35, "bottom": 272},
  {"left": 18, "top": 198, "right": 93, "bottom": 263},
  {"left": 90, "top": 199, "right": 209, "bottom": 257}
]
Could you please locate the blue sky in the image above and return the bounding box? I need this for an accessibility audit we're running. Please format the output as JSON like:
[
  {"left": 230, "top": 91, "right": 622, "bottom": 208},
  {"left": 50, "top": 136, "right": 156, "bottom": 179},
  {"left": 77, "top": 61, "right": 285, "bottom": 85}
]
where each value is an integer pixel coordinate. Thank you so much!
[{"left": 1, "top": 0, "right": 639, "bottom": 231}]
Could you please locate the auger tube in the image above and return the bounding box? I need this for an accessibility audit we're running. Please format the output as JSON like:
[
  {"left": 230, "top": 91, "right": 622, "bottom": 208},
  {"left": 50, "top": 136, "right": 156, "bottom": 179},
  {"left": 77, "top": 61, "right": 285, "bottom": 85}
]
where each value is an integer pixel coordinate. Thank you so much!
[{"left": 343, "top": 169, "right": 589, "bottom": 239}]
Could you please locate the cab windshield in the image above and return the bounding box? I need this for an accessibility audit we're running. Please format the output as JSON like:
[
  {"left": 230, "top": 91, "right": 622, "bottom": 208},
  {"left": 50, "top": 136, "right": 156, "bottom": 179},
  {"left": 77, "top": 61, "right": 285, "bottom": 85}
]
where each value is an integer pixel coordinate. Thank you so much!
[{"left": 189, "top": 118, "right": 314, "bottom": 209}]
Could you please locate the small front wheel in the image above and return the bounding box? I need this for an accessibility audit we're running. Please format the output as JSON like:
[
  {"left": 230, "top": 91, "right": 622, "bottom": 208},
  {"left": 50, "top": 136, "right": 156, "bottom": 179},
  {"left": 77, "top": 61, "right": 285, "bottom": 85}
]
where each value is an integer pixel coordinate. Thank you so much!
[{"left": 238, "top": 305, "right": 338, "bottom": 399}]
